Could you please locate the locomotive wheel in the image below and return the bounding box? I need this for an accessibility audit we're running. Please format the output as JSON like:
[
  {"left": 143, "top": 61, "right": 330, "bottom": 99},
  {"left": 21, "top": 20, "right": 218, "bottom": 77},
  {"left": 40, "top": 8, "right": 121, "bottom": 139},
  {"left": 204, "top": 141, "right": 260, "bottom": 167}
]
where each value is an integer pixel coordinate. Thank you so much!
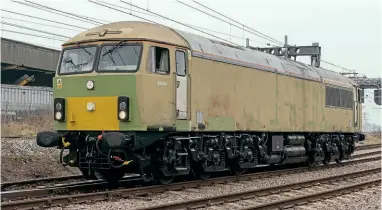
[
  {"left": 308, "top": 143, "right": 325, "bottom": 167},
  {"left": 140, "top": 168, "right": 155, "bottom": 184},
  {"left": 140, "top": 167, "right": 175, "bottom": 185},
  {"left": 192, "top": 165, "right": 211, "bottom": 180},
  {"left": 196, "top": 171, "right": 211, "bottom": 180},
  {"left": 80, "top": 168, "right": 98, "bottom": 180},
  {"left": 306, "top": 156, "right": 316, "bottom": 167},
  {"left": 97, "top": 169, "right": 125, "bottom": 187},
  {"left": 229, "top": 162, "right": 247, "bottom": 175},
  {"left": 323, "top": 155, "right": 331, "bottom": 165},
  {"left": 154, "top": 174, "right": 175, "bottom": 185}
]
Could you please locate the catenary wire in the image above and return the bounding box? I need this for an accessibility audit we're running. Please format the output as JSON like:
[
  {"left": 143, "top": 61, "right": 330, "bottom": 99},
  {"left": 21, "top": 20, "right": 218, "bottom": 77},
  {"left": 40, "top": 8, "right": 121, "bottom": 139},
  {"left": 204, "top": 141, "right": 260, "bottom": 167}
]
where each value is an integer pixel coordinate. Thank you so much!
[
  {"left": 11, "top": 0, "right": 101, "bottom": 26},
  {"left": 88, "top": 0, "right": 159, "bottom": 25},
  {"left": 90, "top": 0, "right": 268, "bottom": 46},
  {"left": 192, "top": 0, "right": 285, "bottom": 46},
  {"left": 1, "top": 29, "right": 67, "bottom": 42},
  {"left": 119, "top": 0, "right": 241, "bottom": 46},
  {"left": 89, "top": 0, "right": 240, "bottom": 46},
  {"left": 2, "top": 21, "right": 72, "bottom": 38},
  {"left": 2, "top": 16, "right": 83, "bottom": 32},
  {"left": 23, "top": 0, "right": 109, "bottom": 24},
  {"left": 1, "top": 9, "right": 88, "bottom": 30},
  {"left": 177, "top": 0, "right": 283, "bottom": 46},
  {"left": 321, "top": 60, "right": 355, "bottom": 72}
]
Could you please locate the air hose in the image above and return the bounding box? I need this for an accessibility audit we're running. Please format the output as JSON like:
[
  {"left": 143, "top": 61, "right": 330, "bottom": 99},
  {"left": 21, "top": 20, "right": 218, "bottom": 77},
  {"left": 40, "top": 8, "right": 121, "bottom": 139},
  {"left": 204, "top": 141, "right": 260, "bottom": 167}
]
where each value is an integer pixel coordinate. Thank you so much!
[
  {"left": 95, "top": 136, "right": 109, "bottom": 157},
  {"left": 96, "top": 133, "right": 132, "bottom": 169},
  {"left": 107, "top": 149, "right": 133, "bottom": 169},
  {"left": 59, "top": 137, "right": 71, "bottom": 166}
]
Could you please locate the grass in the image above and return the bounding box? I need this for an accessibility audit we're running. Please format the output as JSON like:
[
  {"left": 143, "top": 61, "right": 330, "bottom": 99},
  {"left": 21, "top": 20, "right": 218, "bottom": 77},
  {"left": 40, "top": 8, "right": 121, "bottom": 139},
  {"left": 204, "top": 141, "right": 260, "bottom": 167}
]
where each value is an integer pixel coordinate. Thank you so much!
[{"left": 1, "top": 111, "right": 54, "bottom": 137}]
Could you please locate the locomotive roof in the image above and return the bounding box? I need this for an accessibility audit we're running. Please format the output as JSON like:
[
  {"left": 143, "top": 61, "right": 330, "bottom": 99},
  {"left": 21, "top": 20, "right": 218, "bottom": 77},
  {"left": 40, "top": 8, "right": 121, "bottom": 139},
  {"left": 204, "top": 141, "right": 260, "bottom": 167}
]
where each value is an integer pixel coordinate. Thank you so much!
[
  {"left": 64, "top": 21, "right": 357, "bottom": 88},
  {"left": 63, "top": 21, "right": 188, "bottom": 48}
]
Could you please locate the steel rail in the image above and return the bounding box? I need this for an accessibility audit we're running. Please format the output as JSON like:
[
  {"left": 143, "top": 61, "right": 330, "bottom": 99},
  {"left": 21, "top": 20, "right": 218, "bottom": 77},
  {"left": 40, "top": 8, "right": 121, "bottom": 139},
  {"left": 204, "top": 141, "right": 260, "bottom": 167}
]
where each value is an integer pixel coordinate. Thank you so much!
[
  {"left": 1, "top": 155, "right": 380, "bottom": 210},
  {"left": 1, "top": 151, "right": 379, "bottom": 201},
  {"left": 352, "top": 150, "right": 381, "bottom": 159},
  {"left": 238, "top": 179, "right": 381, "bottom": 210},
  {"left": 1, "top": 144, "right": 378, "bottom": 190},
  {"left": 1, "top": 175, "right": 84, "bottom": 190},
  {"left": 2, "top": 150, "right": 378, "bottom": 201},
  {"left": 356, "top": 143, "right": 381, "bottom": 150},
  {"left": 136, "top": 167, "right": 381, "bottom": 210},
  {"left": 1, "top": 175, "right": 142, "bottom": 201}
]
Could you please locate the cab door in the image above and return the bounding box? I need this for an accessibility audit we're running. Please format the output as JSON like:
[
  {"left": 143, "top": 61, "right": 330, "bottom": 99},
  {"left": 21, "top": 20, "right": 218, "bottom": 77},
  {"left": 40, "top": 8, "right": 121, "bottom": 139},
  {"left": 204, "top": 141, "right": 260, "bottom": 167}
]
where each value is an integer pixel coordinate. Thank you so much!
[
  {"left": 354, "top": 87, "right": 359, "bottom": 129},
  {"left": 175, "top": 50, "right": 188, "bottom": 120}
]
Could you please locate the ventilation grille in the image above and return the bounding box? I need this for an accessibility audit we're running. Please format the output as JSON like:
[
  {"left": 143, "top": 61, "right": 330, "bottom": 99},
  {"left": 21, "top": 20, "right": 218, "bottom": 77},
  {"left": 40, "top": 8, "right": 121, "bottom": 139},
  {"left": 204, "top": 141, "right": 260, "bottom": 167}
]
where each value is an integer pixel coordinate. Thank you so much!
[{"left": 325, "top": 86, "right": 353, "bottom": 109}]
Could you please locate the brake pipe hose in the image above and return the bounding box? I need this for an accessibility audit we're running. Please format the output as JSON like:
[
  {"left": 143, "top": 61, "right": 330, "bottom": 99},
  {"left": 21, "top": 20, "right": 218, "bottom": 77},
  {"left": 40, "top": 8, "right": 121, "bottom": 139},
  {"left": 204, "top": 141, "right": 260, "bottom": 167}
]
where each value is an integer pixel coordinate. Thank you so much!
[{"left": 60, "top": 137, "right": 71, "bottom": 166}]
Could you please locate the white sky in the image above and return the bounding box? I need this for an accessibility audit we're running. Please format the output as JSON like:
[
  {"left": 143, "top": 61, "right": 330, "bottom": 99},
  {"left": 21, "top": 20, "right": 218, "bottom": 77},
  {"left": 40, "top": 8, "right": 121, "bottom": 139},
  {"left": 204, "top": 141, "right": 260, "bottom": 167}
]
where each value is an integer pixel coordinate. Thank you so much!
[{"left": 1, "top": 0, "right": 381, "bottom": 127}]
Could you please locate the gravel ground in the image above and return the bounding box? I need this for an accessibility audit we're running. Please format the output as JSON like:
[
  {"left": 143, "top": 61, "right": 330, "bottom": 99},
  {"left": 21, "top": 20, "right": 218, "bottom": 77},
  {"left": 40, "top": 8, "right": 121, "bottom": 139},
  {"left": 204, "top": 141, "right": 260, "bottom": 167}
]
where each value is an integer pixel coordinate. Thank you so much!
[
  {"left": 295, "top": 185, "right": 381, "bottom": 210},
  {"left": 1, "top": 137, "right": 81, "bottom": 182},
  {"left": 354, "top": 148, "right": 381, "bottom": 155},
  {"left": 200, "top": 173, "right": 381, "bottom": 210},
  {"left": 48, "top": 159, "right": 381, "bottom": 210}
]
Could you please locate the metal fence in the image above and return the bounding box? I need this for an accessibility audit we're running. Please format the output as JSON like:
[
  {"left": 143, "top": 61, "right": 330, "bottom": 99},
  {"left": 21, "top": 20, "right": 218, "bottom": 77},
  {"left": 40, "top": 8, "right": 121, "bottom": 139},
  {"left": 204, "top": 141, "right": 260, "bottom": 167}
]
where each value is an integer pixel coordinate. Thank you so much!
[{"left": 1, "top": 84, "right": 53, "bottom": 121}]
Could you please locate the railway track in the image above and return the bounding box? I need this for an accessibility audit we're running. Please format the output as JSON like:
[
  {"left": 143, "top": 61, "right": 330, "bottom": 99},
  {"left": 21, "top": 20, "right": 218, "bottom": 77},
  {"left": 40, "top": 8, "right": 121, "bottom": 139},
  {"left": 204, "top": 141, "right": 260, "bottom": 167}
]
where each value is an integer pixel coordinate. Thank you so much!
[
  {"left": 1, "top": 175, "right": 84, "bottom": 190},
  {"left": 1, "top": 150, "right": 379, "bottom": 198},
  {"left": 1, "top": 152, "right": 380, "bottom": 210},
  {"left": 356, "top": 143, "right": 381, "bottom": 151},
  {"left": 2, "top": 143, "right": 379, "bottom": 192},
  {"left": 139, "top": 167, "right": 380, "bottom": 210}
]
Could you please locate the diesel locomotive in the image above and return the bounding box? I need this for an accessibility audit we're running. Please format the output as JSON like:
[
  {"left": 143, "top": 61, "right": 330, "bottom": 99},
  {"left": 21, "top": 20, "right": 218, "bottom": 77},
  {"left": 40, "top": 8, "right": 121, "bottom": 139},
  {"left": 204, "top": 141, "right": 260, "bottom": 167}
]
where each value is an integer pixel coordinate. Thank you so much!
[{"left": 37, "top": 21, "right": 365, "bottom": 184}]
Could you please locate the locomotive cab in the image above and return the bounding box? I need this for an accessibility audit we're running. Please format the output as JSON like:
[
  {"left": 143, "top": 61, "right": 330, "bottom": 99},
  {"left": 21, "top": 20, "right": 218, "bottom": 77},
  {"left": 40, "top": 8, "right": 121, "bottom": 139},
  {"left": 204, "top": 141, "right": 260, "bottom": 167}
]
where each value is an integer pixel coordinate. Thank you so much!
[
  {"left": 51, "top": 40, "right": 189, "bottom": 132},
  {"left": 37, "top": 22, "right": 191, "bottom": 183}
]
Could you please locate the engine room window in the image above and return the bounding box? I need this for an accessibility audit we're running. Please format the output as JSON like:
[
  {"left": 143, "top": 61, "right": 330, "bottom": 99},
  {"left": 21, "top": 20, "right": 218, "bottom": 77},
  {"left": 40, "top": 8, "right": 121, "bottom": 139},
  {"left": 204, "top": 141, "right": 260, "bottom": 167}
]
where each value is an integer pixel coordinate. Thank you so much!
[
  {"left": 59, "top": 46, "right": 97, "bottom": 74},
  {"left": 176, "top": 51, "right": 186, "bottom": 76},
  {"left": 98, "top": 44, "right": 142, "bottom": 72},
  {"left": 147, "top": 46, "right": 170, "bottom": 74}
]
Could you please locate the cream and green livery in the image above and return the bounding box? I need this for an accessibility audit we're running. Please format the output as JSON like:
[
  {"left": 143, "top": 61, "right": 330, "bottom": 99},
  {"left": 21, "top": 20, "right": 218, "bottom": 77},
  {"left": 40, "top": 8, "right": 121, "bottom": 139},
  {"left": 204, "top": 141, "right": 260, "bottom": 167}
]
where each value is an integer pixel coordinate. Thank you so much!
[{"left": 37, "top": 21, "right": 365, "bottom": 185}]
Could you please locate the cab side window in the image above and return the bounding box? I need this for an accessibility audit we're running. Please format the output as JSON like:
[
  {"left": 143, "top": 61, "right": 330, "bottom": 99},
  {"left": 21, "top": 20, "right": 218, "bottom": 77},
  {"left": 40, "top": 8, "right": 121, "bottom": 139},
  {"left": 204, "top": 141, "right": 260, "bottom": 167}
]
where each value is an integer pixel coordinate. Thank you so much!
[
  {"left": 176, "top": 51, "right": 186, "bottom": 76},
  {"left": 147, "top": 46, "right": 170, "bottom": 75}
]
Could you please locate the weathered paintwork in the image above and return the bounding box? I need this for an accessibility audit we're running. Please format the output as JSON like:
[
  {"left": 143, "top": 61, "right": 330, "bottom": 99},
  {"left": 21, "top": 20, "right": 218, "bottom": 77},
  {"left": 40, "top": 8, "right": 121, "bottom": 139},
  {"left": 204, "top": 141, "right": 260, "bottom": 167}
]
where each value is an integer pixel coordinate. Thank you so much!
[
  {"left": 188, "top": 57, "right": 357, "bottom": 133},
  {"left": 63, "top": 21, "right": 187, "bottom": 48},
  {"left": 55, "top": 21, "right": 362, "bottom": 134},
  {"left": 53, "top": 74, "right": 146, "bottom": 131}
]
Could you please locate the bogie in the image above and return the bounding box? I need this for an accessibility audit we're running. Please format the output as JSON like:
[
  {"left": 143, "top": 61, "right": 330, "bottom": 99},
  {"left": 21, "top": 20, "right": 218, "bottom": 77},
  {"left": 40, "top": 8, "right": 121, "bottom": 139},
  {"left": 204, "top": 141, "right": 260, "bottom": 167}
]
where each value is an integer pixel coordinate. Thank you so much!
[{"left": 55, "top": 131, "right": 356, "bottom": 185}]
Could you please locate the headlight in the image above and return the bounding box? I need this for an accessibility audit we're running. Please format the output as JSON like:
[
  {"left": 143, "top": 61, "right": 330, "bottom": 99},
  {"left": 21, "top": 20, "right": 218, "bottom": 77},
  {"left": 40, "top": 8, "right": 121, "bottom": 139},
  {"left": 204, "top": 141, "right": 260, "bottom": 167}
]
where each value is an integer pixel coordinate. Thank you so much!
[
  {"left": 119, "top": 111, "right": 127, "bottom": 120},
  {"left": 117, "top": 96, "right": 130, "bottom": 121},
  {"left": 54, "top": 98, "right": 65, "bottom": 121},
  {"left": 86, "top": 80, "right": 94, "bottom": 90},
  {"left": 55, "top": 103, "right": 62, "bottom": 111},
  {"left": 55, "top": 112, "right": 63, "bottom": 120},
  {"left": 86, "top": 102, "right": 96, "bottom": 111}
]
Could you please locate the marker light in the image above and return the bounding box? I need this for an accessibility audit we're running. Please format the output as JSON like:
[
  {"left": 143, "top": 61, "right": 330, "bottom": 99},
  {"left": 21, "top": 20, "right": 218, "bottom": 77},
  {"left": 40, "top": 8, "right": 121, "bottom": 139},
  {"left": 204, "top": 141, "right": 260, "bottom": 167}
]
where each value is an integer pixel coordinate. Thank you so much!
[
  {"left": 119, "top": 102, "right": 127, "bottom": 110},
  {"left": 86, "top": 80, "right": 94, "bottom": 90},
  {"left": 55, "top": 103, "right": 62, "bottom": 111}
]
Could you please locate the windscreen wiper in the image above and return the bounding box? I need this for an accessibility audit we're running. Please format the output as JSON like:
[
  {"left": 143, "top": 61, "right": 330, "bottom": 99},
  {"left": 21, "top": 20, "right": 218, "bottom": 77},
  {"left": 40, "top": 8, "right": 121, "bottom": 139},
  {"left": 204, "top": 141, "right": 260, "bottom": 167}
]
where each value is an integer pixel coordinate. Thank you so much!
[
  {"left": 64, "top": 57, "right": 75, "bottom": 66},
  {"left": 102, "top": 40, "right": 127, "bottom": 56},
  {"left": 76, "top": 43, "right": 93, "bottom": 57}
]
